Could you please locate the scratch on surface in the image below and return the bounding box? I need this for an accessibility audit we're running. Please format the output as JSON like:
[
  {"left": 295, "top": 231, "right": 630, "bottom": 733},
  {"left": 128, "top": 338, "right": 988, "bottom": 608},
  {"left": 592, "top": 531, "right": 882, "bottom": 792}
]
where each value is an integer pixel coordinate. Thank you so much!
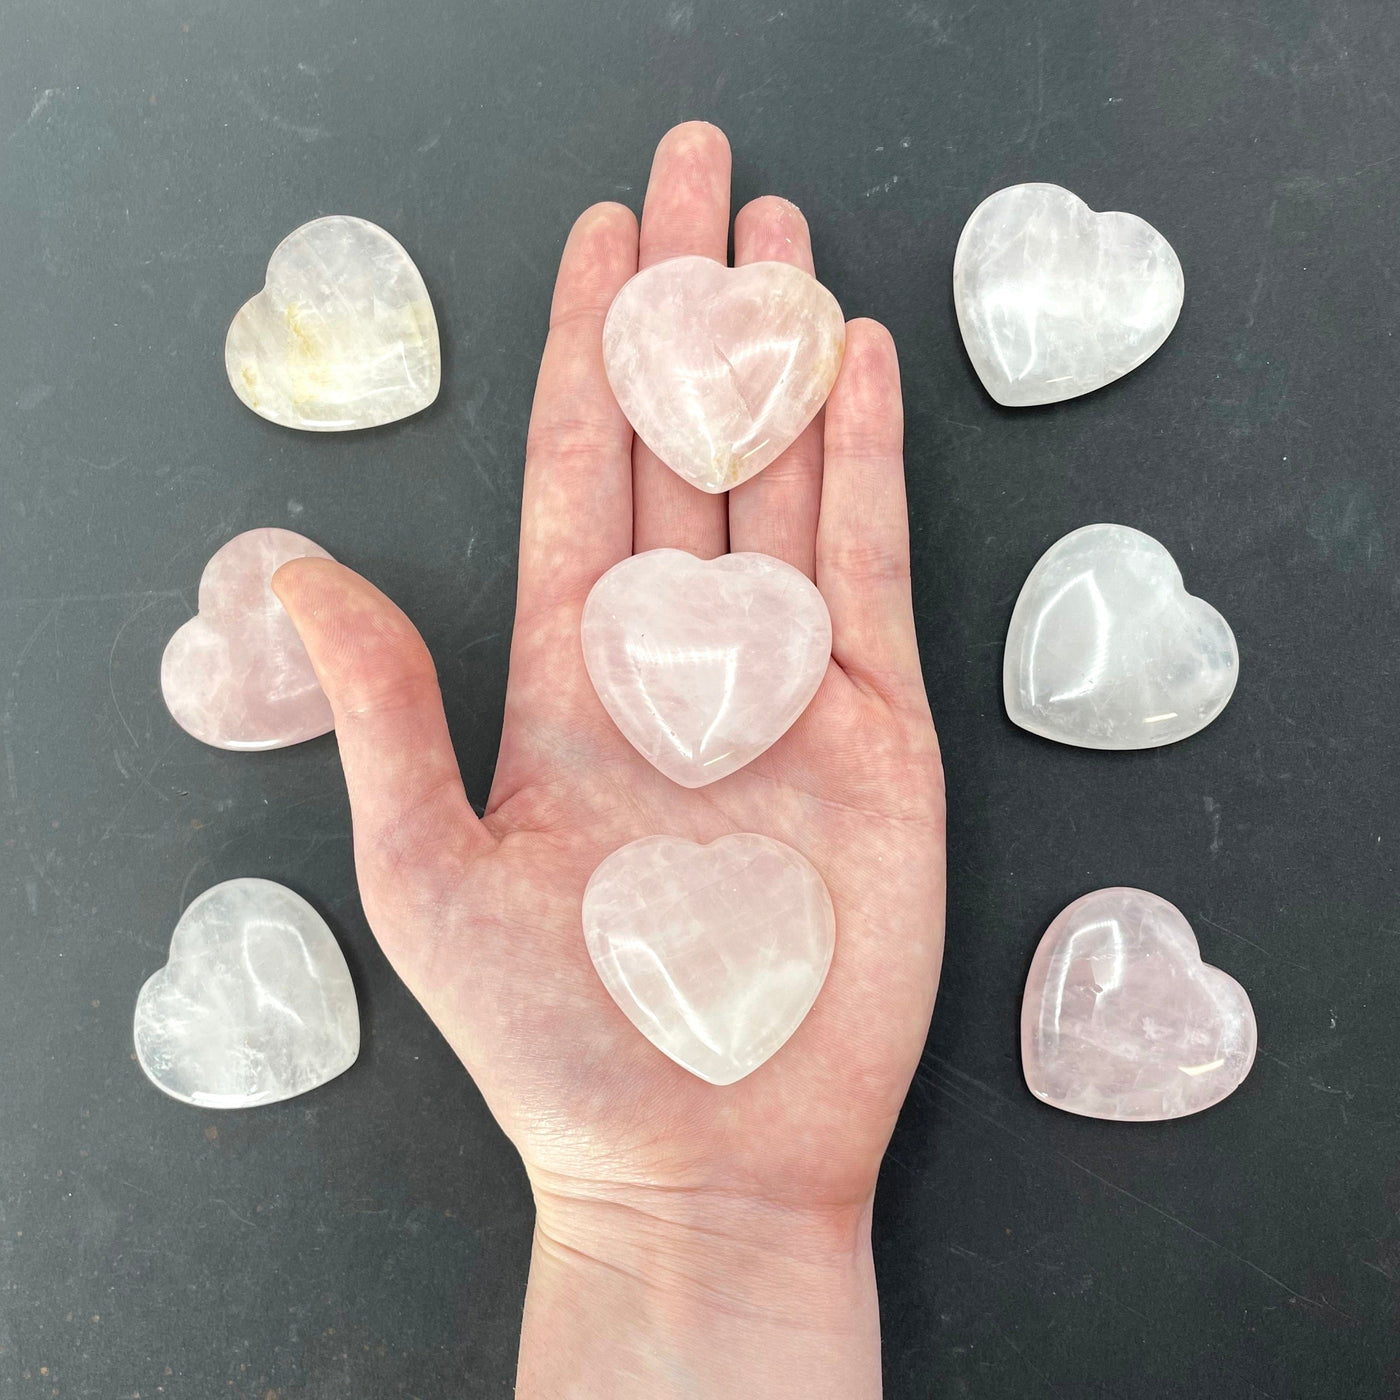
[
  {"left": 1022, "top": 13, "right": 1047, "bottom": 153},
  {"left": 2, "top": 728, "right": 18, "bottom": 807},
  {"left": 1196, "top": 912, "right": 1276, "bottom": 960},
  {"left": 1203, "top": 795, "right": 1222, "bottom": 856},
  {"left": 97, "top": 734, "right": 180, "bottom": 843},
  {"left": 923, "top": 1055, "right": 1361, "bottom": 1325},
  {"left": 6, "top": 87, "right": 64, "bottom": 142},
  {"left": 1244, "top": 200, "right": 1278, "bottom": 330},
  {"left": 4, "top": 604, "right": 61, "bottom": 808},
  {"left": 212, "top": 1197, "right": 258, "bottom": 1228},
  {"left": 231, "top": 76, "right": 327, "bottom": 142},
  {"left": 1307, "top": 1078, "right": 1352, "bottom": 1098},
  {"left": 1003, "top": 1329, "right": 1057, "bottom": 1391},
  {"left": 862, "top": 174, "right": 902, "bottom": 198},
  {"left": 107, "top": 596, "right": 171, "bottom": 749}
]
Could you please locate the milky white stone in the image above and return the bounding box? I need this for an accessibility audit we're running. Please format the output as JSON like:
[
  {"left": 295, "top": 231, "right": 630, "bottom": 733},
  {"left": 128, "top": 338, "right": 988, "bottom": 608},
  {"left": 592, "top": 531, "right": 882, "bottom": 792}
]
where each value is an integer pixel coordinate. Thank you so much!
[
  {"left": 602, "top": 256, "right": 845, "bottom": 492},
  {"left": 583, "top": 834, "right": 835, "bottom": 1085},
  {"left": 134, "top": 878, "right": 359, "bottom": 1109},
  {"left": 1022, "top": 887, "right": 1256, "bottom": 1121},
  {"left": 954, "top": 183, "right": 1184, "bottom": 407},
  {"left": 161, "top": 527, "right": 334, "bottom": 750},
  {"left": 581, "top": 549, "right": 831, "bottom": 787},
  {"left": 1004, "top": 524, "right": 1237, "bottom": 750},
  {"left": 225, "top": 215, "right": 440, "bottom": 430}
]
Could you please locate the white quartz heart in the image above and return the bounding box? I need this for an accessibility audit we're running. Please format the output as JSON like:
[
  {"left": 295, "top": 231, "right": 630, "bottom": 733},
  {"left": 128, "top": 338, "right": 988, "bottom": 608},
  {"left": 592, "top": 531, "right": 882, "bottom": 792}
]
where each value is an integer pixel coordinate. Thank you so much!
[
  {"left": 583, "top": 834, "right": 835, "bottom": 1085},
  {"left": 161, "top": 527, "right": 335, "bottom": 751},
  {"left": 581, "top": 549, "right": 832, "bottom": 787},
  {"left": 1004, "top": 524, "right": 1237, "bottom": 750},
  {"left": 134, "top": 878, "right": 359, "bottom": 1109},
  {"left": 954, "top": 183, "right": 1184, "bottom": 406},
  {"left": 602, "top": 256, "right": 846, "bottom": 492},
  {"left": 225, "top": 215, "right": 440, "bottom": 430},
  {"left": 1022, "top": 887, "right": 1257, "bottom": 1121}
]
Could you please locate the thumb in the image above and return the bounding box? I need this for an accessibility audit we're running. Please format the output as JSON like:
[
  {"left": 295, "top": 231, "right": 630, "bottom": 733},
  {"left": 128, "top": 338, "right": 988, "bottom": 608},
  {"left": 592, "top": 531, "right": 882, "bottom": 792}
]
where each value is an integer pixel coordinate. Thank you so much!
[{"left": 273, "top": 557, "right": 492, "bottom": 974}]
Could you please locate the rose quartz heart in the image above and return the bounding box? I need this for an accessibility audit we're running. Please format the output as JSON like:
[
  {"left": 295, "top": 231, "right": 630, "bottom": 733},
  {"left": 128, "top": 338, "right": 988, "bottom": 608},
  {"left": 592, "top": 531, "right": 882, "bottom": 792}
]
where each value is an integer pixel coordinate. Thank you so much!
[
  {"left": 602, "top": 255, "right": 846, "bottom": 493},
  {"left": 583, "top": 834, "right": 836, "bottom": 1084},
  {"left": 581, "top": 549, "right": 832, "bottom": 787},
  {"left": 161, "top": 528, "right": 334, "bottom": 750},
  {"left": 1022, "top": 888, "right": 1257, "bottom": 1121}
]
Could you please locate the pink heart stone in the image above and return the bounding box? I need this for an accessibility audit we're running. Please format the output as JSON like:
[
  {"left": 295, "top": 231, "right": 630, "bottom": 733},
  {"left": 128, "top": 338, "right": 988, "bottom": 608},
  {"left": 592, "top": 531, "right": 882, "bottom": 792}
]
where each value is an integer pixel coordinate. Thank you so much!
[
  {"left": 161, "top": 528, "right": 334, "bottom": 750},
  {"left": 581, "top": 549, "right": 832, "bottom": 788},
  {"left": 583, "top": 834, "right": 836, "bottom": 1085},
  {"left": 1022, "top": 888, "right": 1257, "bottom": 1121},
  {"left": 602, "top": 256, "right": 846, "bottom": 493}
]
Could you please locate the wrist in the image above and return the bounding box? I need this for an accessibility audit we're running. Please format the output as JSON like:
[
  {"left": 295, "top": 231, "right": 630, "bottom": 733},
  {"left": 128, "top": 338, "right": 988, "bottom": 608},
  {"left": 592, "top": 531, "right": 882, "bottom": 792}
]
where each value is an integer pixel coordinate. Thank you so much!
[{"left": 517, "top": 1171, "right": 882, "bottom": 1399}]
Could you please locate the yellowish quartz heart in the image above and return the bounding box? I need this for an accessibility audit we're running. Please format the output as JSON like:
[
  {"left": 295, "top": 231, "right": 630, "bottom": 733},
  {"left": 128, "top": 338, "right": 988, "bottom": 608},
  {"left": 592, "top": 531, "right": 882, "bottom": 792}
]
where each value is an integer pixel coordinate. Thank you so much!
[{"left": 225, "top": 215, "right": 440, "bottom": 431}]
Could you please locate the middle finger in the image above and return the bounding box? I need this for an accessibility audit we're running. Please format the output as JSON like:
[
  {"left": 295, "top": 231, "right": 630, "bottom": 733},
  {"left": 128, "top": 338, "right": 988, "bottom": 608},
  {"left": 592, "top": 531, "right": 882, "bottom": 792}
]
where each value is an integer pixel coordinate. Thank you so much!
[{"left": 630, "top": 121, "right": 732, "bottom": 560}]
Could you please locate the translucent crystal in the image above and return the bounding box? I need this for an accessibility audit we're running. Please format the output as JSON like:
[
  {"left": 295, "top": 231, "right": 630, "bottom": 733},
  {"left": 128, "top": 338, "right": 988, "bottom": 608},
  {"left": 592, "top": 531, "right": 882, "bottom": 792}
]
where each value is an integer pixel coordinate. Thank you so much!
[
  {"left": 225, "top": 215, "right": 440, "bottom": 430},
  {"left": 161, "top": 528, "right": 334, "bottom": 750},
  {"left": 602, "top": 255, "right": 845, "bottom": 492},
  {"left": 954, "top": 183, "right": 1183, "bottom": 407},
  {"left": 1022, "top": 887, "right": 1256, "bottom": 1121},
  {"left": 581, "top": 549, "right": 831, "bottom": 787},
  {"left": 134, "top": 879, "right": 359, "bottom": 1109},
  {"left": 583, "top": 834, "right": 835, "bottom": 1085},
  {"left": 1004, "top": 523, "right": 1237, "bottom": 750}
]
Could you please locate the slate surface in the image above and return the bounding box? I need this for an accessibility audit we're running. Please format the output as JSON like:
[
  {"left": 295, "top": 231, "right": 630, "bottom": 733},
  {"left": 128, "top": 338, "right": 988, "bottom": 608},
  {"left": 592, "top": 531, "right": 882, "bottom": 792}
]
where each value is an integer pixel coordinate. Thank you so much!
[{"left": 2, "top": 1, "right": 1397, "bottom": 1395}]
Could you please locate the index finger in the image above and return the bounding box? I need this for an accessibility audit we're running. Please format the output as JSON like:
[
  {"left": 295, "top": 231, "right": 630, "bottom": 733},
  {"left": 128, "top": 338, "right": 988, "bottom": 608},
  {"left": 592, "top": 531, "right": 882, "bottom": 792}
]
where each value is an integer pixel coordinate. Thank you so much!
[{"left": 516, "top": 202, "right": 639, "bottom": 631}]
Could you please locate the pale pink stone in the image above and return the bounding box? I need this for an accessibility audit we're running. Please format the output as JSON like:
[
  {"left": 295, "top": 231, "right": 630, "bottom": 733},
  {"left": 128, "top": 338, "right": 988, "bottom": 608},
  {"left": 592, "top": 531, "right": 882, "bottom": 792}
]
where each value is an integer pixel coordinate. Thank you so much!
[
  {"left": 161, "top": 528, "right": 334, "bottom": 750},
  {"left": 602, "top": 256, "right": 846, "bottom": 493},
  {"left": 1022, "top": 888, "right": 1257, "bottom": 1121},
  {"left": 583, "top": 834, "right": 836, "bottom": 1085},
  {"left": 581, "top": 549, "right": 832, "bottom": 788}
]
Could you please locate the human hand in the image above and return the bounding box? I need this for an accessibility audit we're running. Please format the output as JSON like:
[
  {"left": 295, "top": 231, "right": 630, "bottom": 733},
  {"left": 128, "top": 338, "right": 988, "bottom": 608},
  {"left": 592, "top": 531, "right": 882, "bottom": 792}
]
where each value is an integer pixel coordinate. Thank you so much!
[{"left": 275, "top": 121, "right": 945, "bottom": 1399}]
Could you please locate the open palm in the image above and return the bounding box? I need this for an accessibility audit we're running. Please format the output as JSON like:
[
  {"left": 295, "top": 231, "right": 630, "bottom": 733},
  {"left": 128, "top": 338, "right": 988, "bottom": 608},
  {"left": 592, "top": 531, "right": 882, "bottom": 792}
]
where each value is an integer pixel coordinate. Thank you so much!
[{"left": 276, "top": 123, "right": 945, "bottom": 1269}]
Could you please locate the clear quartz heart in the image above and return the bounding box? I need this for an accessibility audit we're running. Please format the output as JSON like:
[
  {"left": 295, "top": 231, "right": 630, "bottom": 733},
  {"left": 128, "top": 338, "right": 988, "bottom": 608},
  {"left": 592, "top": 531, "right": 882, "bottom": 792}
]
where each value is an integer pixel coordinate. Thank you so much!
[
  {"left": 161, "top": 527, "right": 335, "bottom": 750},
  {"left": 225, "top": 215, "right": 440, "bottom": 430},
  {"left": 1004, "top": 523, "right": 1237, "bottom": 750},
  {"left": 583, "top": 834, "right": 835, "bottom": 1085},
  {"left": 954, "top": 183, "right": 1184, "bottom": 407},
  {"left": 602, "top": 255, "right": 846, "bottom": 492},
  {"left": 1022, "top": 887, "right": 1257, "bottom": 1121},
  {"left": 134, "top": 878, "right": 360, "bottom": 1109},
  {"left": 581, "top": 549, "right": 832, "bottom": 787}
]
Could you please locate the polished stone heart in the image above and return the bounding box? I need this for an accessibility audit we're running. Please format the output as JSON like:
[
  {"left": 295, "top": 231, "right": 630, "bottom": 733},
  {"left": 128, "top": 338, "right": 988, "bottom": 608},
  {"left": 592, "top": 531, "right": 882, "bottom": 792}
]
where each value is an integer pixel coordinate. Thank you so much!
[
  {"left": 954, "top": 183, "right": 1183, "bottom": 407},
  {"left": 225, "top": 215, "right": 440, "bottom": 430},
  {"left": 581, "top": 549, "right": 831, "bottom": 787},
  {"left": 161, "top": 527, "right": 334, "bottom": 750},
  {"left": 603, "top": 256, "right": 845, "bottom": 492},
  {"left": 134, "top": 878, "right": 360, "bottom": 1108},
  {"left": 583, "top": 834, "right": 835, "bottom": 1085},
  {"left": 1004, "top": 524, "right": 1237, "bottom": 750},
  {"left": 1022, "top": 887, "right": 1256, "bottom": 1121}
]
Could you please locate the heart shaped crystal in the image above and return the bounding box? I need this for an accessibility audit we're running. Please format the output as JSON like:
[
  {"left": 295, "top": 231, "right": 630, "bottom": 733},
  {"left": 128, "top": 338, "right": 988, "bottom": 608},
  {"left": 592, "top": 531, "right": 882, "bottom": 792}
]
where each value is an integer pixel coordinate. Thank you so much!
[
  {"left": 1004, "top": 524, "right": 1237, "bottom": 750},
  {"left": 954, "top": 183, "right": 1183, "bottom": 407},
  {"left": 581, "top": 549, "right": 831, "bottom": 787},
  {"left": 1022, "top": 887, "right": 1256, "bottom": 1121},
  {"left": 225, "top": 215, "right": 440, "bottom": 430},
  {"left": 602, "top": 256, "right": 846, "bottom": 492},
  {"left": 583, "top": 834, "right": 835, "bottom": 1085},
  {"left": 134, "top": 878, "right": 360, "bottom": 1109},
  {"left": 161, "top": 527, "right": 335, "bottom": 750}
]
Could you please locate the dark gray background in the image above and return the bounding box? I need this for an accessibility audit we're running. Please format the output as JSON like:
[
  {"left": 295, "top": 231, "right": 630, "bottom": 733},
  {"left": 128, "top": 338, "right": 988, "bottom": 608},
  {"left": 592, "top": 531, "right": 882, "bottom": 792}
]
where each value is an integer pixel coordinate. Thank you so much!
[{"left": 2, "top": 0, "right": 1398, "bottom": 1395}]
